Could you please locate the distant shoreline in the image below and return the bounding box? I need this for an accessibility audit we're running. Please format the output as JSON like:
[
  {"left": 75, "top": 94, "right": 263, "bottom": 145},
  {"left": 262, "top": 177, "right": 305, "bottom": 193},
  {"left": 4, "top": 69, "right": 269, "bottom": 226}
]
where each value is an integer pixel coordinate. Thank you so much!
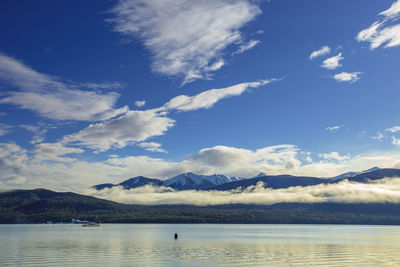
[{"left": 2, "top": 188, "right": 400, "bottom": 225}]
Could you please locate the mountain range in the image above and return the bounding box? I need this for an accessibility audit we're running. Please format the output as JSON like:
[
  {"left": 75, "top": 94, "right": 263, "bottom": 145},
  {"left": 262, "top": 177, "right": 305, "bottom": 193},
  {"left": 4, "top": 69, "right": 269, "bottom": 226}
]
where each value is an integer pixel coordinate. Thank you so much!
[
  {"left": 3, "top": 167, "right": 400, "bottom": 224},
  {"left": 3, "top": 188, "right": 400, "bottom": 224},
  {"left": 93, "top": 172, "right": 242, "bottom": 190},
  {"left": 93, "top": 167, "right": 400, "bottom": 191}
]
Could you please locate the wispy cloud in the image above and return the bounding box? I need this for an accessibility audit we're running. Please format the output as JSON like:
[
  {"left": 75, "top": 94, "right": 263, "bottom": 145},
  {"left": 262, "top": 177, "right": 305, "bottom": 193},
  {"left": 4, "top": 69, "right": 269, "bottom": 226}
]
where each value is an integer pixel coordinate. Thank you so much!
[
  {"left": 385, "top": 126, "right": 400, "bottom": 133},
  {"left": 78, "top": 81, "right": 124, "bottom": 90},
  {"left": 309, "top": 46, "right": 331, "bottom": 60},
  {"left": 392, "top": 136, "right": 400, "bottom": 146},
  {"left": 357, "top": 0, "right": 400, "bottom": 49},
  {"left": 108, "top": 0, "right": 262, "bottom": 84},
  {"left": 20, "top": 124, "right": 48, "bottom": 144},
  {"left": 372, "top": 132, "right": 384, "bottom": 141},
  {"left": 319, "top": 152, "right": 350, "bottom": 161},
  {"left": 0, "top": 53, "right": 127, "bottom": 121},
  {"left": 233, "top": 39, "right": 260, "bottom": 55},
  {"left": 62, "top": 79, "right": 278, "bottom": 152},
  {"left": 325, "top": 125, "right": 343, "bottom": 132},
  {"left": 321, "top": 53, "right": 344, "bottom": 69},
  {"left": 163, "top": 79, "right": 278, "bottom": 112},
  {"left": 0, "top": 123, "right": 12, "bottom": 136},
  {"left": 138, "top": 142, "right": 166, "bottom": 153},
  {"left": 333, "top": 72, "right": 362, "bottom": 83}
]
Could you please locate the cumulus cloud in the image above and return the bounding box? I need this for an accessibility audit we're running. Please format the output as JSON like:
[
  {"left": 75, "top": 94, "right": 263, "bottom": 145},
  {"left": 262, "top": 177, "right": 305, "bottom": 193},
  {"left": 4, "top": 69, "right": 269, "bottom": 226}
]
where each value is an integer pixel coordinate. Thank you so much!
[
  {"left": 87, "top": 178, "right": 400, "bottom": 206},
  {"left": 321, "top": 53, "right": 344, "bottom": 69},
  {"left": 325, "top": 125, "right": 343, "bottom": 132},
  {"left": 309, "top": 46, "right": 331, "bottom": 60},
  {"left": 108, "top": 0, "right": 262, "bottom": 84},
  {"left": 0, "top": 53, "right": 127, "bottom": 121},
  {"left": 189, "top": 145, "right": 301, "bottom": 175},
  {"left": 357, "top": 0, "right": 400, "bottom": 49},
  {"left": 333, "top": 72, "right": 362, "bottom": 83},
  {"left": 32, "top": 142, "right": 84, "bottom": 163},
  {"left": 137, "top": 142, "right": 166, "bottom": 153},
  {"left": 134, "top": 100, "right": 146, "bottom": 107},
  {"left": 3, "top": 140, "right": 400, "bottom": 191},
  {"left": 62, "top": 109, "right": 175, "bottom": 151}
]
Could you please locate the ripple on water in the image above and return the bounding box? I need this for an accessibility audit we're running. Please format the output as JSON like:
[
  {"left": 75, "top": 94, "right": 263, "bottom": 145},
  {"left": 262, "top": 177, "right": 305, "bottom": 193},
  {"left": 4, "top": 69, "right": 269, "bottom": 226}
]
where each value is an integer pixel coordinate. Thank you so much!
[{"left": 1, "top": 224, "right": 400, "bottom": 266}]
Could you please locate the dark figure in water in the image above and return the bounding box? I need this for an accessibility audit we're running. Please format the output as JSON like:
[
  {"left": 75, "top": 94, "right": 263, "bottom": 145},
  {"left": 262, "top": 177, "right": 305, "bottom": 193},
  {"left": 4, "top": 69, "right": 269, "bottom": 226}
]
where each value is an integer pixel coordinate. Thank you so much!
[{"left": 174, "top": 233, "right": 178, "bottom": 239}]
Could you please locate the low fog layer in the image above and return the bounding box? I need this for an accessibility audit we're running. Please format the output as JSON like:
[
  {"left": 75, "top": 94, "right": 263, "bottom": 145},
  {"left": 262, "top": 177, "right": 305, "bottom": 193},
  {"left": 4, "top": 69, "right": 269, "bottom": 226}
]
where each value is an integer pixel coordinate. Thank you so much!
[{"left": 86, "top": 177, "right": 400, "bottom": 206}]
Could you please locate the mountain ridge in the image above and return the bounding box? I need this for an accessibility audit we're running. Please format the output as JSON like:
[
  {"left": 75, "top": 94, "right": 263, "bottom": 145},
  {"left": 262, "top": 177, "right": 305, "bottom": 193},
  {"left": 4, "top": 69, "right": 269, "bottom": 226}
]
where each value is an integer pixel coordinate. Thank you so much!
[
  {"left": 93, "top": 167, "right": 395, "bottom": 191},
  {"left": 3, "top": 187, "right": 400, "bottom": 224}
]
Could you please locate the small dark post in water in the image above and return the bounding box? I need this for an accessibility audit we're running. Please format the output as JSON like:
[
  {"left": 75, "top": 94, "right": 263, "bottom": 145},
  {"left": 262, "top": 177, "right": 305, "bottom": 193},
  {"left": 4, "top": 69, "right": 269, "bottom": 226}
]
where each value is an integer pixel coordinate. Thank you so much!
[{"left": 174, "top": 233, "right": 178, "bottom": 239}]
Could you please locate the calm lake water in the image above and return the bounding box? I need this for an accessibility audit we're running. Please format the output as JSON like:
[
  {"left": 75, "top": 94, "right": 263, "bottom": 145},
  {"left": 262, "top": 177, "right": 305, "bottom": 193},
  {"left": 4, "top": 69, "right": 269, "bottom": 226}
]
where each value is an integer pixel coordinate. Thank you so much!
[{"left": 1, "top": 224, "right": 400, "bottom": 266}]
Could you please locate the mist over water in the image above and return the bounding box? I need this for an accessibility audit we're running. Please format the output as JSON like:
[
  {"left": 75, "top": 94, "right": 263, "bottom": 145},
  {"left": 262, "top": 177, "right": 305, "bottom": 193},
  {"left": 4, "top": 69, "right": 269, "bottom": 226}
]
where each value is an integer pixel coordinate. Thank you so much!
[{"left": 1, "top": 224, "right": 400, "bottom": 266}]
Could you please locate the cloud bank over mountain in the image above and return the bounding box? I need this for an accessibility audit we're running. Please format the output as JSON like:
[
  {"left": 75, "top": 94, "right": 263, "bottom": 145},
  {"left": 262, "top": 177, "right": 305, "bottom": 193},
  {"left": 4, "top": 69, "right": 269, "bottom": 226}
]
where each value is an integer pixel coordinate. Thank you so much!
[{"left": 87, "top": 178, "right": 400, "bottom": 206}]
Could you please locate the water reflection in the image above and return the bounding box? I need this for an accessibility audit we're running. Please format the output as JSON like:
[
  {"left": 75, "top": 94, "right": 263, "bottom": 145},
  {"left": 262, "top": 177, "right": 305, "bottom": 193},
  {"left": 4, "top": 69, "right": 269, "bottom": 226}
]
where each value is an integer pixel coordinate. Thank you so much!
[{"left": 1, "top": 224, "right": 400, "bottom": 266}]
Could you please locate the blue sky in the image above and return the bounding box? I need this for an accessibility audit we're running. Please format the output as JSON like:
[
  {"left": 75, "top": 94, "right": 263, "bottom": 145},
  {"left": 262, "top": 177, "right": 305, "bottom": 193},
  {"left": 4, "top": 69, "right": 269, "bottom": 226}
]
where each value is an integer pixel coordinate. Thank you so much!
[{"left": 1, "top": 0, "right": 400, "bottom": 191}]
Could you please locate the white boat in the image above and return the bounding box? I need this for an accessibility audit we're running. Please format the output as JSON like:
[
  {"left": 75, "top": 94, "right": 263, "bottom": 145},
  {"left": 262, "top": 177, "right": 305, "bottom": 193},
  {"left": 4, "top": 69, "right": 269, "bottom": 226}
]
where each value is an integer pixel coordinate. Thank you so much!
[{"left": 82, "top": 216, "right": 102, "bottom": 227}]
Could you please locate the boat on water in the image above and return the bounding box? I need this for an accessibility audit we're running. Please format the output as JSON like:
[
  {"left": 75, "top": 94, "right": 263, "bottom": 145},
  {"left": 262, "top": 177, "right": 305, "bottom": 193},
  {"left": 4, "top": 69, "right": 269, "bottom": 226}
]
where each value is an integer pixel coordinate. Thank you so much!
[{"left": 82, "top": 216, "right": 102, "bottom": 227}]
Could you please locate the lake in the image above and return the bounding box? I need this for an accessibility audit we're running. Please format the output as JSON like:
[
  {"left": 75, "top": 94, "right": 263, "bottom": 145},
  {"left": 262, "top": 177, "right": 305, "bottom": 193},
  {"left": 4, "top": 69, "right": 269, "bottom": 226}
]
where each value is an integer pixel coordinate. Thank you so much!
[{"left": 1, "top": 224, "right": 400, "bottom": 266}]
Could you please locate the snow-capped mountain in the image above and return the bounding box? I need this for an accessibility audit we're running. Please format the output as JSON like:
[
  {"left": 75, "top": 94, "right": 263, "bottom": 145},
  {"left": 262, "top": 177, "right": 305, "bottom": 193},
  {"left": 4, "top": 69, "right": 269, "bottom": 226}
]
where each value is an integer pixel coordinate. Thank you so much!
[
  {"left": 92, "top": 176, "right": 162, "bottom": 190},
  {"left": 163, "top": 172, "right": 242, "bottom": 190},
  {"left": 93, "top": 172, "right": 243, "bottom": 191},
  {"left": 92, "top": 167, "right": 396, "bottom": 192},
  {"left": 252, "top": 172, "right": 267, "bottom": 178},
  {"left": 119, "top": 176, "right": 163, "bottom": 189},
  {"left": 332, "top": 167, "right": 380, "bottom": 179}
]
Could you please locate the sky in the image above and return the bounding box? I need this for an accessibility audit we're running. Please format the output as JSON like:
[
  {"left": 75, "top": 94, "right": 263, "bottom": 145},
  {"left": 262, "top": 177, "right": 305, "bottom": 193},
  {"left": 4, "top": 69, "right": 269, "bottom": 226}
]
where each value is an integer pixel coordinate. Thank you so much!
[{"left": 1, "top": 0, "right": 400, "bottom": 192}]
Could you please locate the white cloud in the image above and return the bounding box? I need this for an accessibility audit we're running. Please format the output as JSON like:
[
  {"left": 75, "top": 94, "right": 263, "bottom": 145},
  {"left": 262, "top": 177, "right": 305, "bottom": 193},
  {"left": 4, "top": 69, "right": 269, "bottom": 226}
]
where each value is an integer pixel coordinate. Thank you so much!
[
  {"left": 0, "top": 123, "right": 11, "bottom": 136},
  {"left": 319, "top": 152, "right": 350, "bottom": 161},
  {"left": 357, "top": 0, "right": 400, "bottom": 49},
  {"left": 108, "top": 0, "right": 262, "bottom": 84},
  {"left": 233, "top": 39, "right": 260, "bottom": 55},
  {"left": 78, "top": 81, "right": 124, "bottom": 90},
  {"left": 380, "top": 0, "right": 400, "bottom": 17},
  {"left": 87, "top": 178, "right": 400, "bottom": 206},
  {"left": 372, "top": 132, "right": 384, "bottom": 141},
  {"left": 333, "top": 72, "right": 362, "bottom": 83},
  {"left": 163, "top": 79, "right": 278, "bottom": 112},
  {"left": 62, "top": 109, "right": 175, "bottom": 152},
  {"left": 62, "top": 79, "right": 278, "bottom": 152},
  {"left": 325, "top": 125, "right": 343, "bottom": 132},
  {"left": 392, "top": 136, "right": 400, "bottom": 146},
  {"left": 3, "top": 140, "right": 400, "bottom": 191},
  {"left": 137, "top": 142, "right": 166, "bottom": 153},
  {"left": 134, "top": 100, "right": 146, "bottom": 107},
  {"left": 20, "top": 124, "right": 48, "bottom": 144},
  {"left": 0, "top": 53, "right": 127, "bottom": 121},
  {"left": 385, "top": 126, "right": 400, "bottom": 133},
  {"left": 32, "top": 142, "right": 84, "bottom": 163},
  {"left": 321, "top": 53, "right": 343, "bottom": 69},
  {"left": 309, "top": 46, "right": 331, "bottom": 60}
]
